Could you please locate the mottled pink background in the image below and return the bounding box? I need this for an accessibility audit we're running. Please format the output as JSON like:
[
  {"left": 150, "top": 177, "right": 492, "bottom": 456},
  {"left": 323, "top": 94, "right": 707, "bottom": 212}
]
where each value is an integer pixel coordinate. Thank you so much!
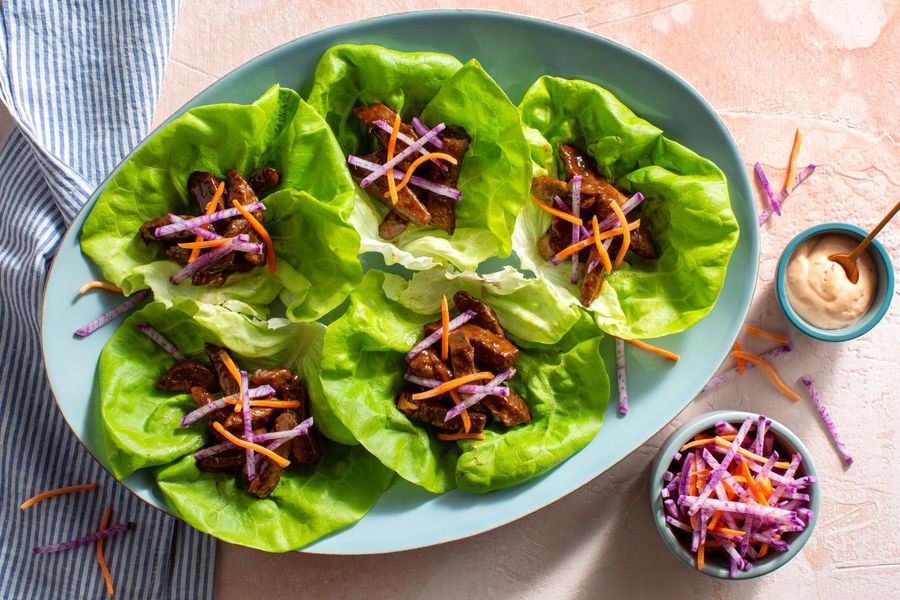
[{"left": 15, "top": 1, "right": 900, "bottom": 597}]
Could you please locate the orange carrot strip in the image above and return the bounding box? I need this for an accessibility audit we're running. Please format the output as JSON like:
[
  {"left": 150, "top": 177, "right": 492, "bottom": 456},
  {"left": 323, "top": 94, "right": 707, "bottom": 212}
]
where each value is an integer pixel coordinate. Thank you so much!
[
  {"left": 218, "top": 352, "right": 244, "bottom": 413},
  {"left": 730, "top": 350, "right": 801, "bottom": 401},
  {"left": 758, "top": 543, "right": 769, "bottom": 558},
  {"left": 397, "top": 396, "right": 417, "bottom": 411},
  {"left": 706, "top": 540, "right": 722, "bottom": 548},
  {"left": 411, "top": 372, "right": 494, "bottom": 401},
  {"left": 707, "top": 511, "right": 723, "bottom": 531},
  {"left": 437, "top": 432, "right": 485, "bottom": 441},
  {"left": 96, "top": 507, "right": 114, "bottom": 596},
  {"left": 20, "top": 484, "right": 99, "bottom": 509},
  {"left": 177, "top": 238, "right": 231, "bottom": 250},
  {"left": 553, "top": 221, "right": 641, "bottom": 262},
  {"left": 386, "top": 152, "right": 458, "bottom": 196},
  {"left": 759, "top": 477, "right": 774, "bottom": 496},
  {"left": 745, "top": 325, "right": 790, "bottom": 345},
  {"left": 609, "top": 200, "right": 630, "bottom": 269},
  {"left": 721, "top": 480, "right": 737, "bottom": 500},
  {"left": 714, "top": 437, "right": 792, "bottom": 469},
  {"left": 232, "top": 200, "right": 276, "bottom": 273},
  {"left": 783, "top": 128, "right": 803, "bottom": 193},
  {"left": 733, "top": 340, "right": 746, "bottom": 375},
  {"left": 591, "top": 216, "right": 613, "bottom": 273},
  {"left": 212, "top": 422, "right": 290, "bottom": 467},
  {"left": 247, "top": 400, "right": 301, "bottom": 409},
  {"left": 679, "top": 434, "right": 737, "bottom": 452},
  {"left": 189, "top": 182, "right": 225, "bottom": 263},
  {"left": 742, "top": 461, "right": 769, "bottom": 505},
  {"left": 530, "top": 196, "right": 584, "bottom": 226},
  {"left": 626, "top": 338, "right": 680, "bottom": 362},
  {"left": 713, "top": 527, "right": 747, "bottom": 538},
  {"left": 440, "top": 295, "right": 450, "bottom": 362},
  {"left": 696, "top": 543, "right": 705, "bottom": 571},
  {"left": 78, "top": 281, "right": 123, "bottom": 295},
  {"left": 693, "top": 433, "right": 713, "bottom": 441},
  {"left": 385, "top": 113, "right": 401, "bottom": 205}
]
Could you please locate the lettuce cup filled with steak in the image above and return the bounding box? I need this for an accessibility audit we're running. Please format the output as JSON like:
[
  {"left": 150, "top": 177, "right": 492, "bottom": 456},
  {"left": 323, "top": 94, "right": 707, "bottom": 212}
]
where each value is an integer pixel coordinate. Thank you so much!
[
  {"left": 306, "top": 45, "right": 532, "bottom": 272},
  {"left": 97, "top": 299, "right": 392, "bottom": 551},
  {"left": 514, "top": 76, "right": 740, "bottom": 339},
  {"left": 318, "top": 269, "right": 608, "bottom": 494},
  {"left": 81, "top": 85, "right": 362, "bottom": 322}
]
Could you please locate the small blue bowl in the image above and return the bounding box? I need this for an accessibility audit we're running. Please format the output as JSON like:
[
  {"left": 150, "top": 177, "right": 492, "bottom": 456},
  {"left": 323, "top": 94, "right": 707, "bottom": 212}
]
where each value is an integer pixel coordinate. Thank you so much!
[
  {"left": 649, "top": 411, "right": 819, "bottom": 579},
  {"left": 776, "top": 223, "right": 894, "bottom": 342}
]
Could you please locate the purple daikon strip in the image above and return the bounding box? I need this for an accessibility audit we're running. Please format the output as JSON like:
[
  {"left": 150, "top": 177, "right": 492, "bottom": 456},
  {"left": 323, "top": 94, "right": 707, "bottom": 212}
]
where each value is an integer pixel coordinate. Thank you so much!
[
  {"left": 801, "top": 375, "right": 853, "bottom": 466},
  {"left": 154, "top": 202, "right": 265, "bottom": 237},
  {"left": 32, "top": 521, "right": 135, "bottom": 554},
  {"left": 412, "top": 117, "right": 443, "bottom": 148},
  {"left": 715, "top": 420, "right": 738, "bottom": 436},
  {"left": 678, "top": 451, "right": 693, "bottom": 500},
  {"left": 768, "top": 453, "right": 803, "bottom": 505},
  {"left": 753, "top": 415, "right": 770, "bottom": 455},
  {"left": 241, "top": 371, "right": 255, "bottom": 481},
  {"left": 570, "top": 176, "right": 582, "bottom": 284},
  {"left": 740, "top": 516, "right": 754, "bottom": 555},
  {"left": 359, "top": 123, "right": 446, "bottom": 187},
  {"left": 780, "top": 492, "right": 810, "bottom": 502},
  {"left": 757, "top": 450, "right": 780, "bottom": 480},
  {"left": 664, "top": 499, "right": 680, "bottom": 520},
  {"left": 681, "top": 497, "right": 800, "bottom": 522},
  {"left": 759, "top": 164, "right": 816, "bottom": 225},
  {"left": 551, "top": 195, "right": 568, "bottom": 211},
  {"left": 195, "top": 441, "right": 236, "bottom": 460},
  {"left": 75, "top": 290, "right": 149, "bottom": 337},
  {"left": 596, "top": 192, "right": 645, "bottom": 231},
  {"left": 252, "top": 417, "right": 314, "bottom": 443},
  {"left": 663, "top": 471, "right": 674, "bottom": 482},
  {"left": 170, "top": 235, "right": 248, "bottom": 284},
  {"left": 587, "top": 238, "right": 612, "bottom": 273},
  {"left": 406, "top": 310, "right": 476, "bottom": 361},
  {"left": 721, "top": 541, "right": 750, "bottom": 571},
  {"left": 168, "top": 215, "right": 223, "bottom": 241},
  {"left": 373, "top": 119, "right": 449, "bottom": 172},
  {"left": 701, "top": 344, "right": 792, "bottom": 392},
  {"left": 702, "top": 448, "right": 752, "bottom": 501},
  {"left": 445, "top": 369, "right": 516, "bottom": 421},
  {"left": 347, "top": 155, "right": 462, "bottom": 201},
  {"left": 180, "top": 398, "right": 229, "bottom": 427},
  {"left": 220, "top": 385, "right": 277, "bottom": 405},
  {"left": 615, "top": 337, "right": 628, "bottom": 415},
  {"left": 135, "top": 322, "right": 184, "bottom": 359},
  {"left": 403, "top": 374, "right": 509, "bottom": 397},
  {"left": 754, "top": 163, "right": 781, "bottom": 216},
  {"left": 689, "top": 418, "right": 753, "bottom": 515},
  {"left": 666, "top": 516, "right": 693, "bottom": 533}
]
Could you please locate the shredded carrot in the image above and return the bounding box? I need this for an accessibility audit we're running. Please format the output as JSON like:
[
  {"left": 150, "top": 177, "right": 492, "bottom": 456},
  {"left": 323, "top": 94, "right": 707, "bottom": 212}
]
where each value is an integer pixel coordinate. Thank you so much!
[
  {"left": 696, "top": 543, "right": 705, "bottom": 570},
  {"left": 679, "top": 434, "right": 737, "bottom": 452},
  {"left": 188, "top": 182, "right": 225, "bottom": 263},
  {"left": 385, "top": 113, "right": 401, "bottom": 205},
  {"left": 247, "top": 400, "right": 301, "bottom": 409},
  {"left": 730, "top": 475, "right": 748, "bottom": 484},
  {"left": 625, "top": 338, "right": 680, "bottom": 362},
  {"left": 745, "top": 325, "right": 790, "bottom": 345},
  {"left": 212, "top": 422, "right": 290, "bottom": 467},
  {"left": 177, "top": 238, "right": 231, "bottom": 250},
  {"left": 411, "top": 372, "right": 494, "bottom": 401},
  {"left": 553, "top": 221, "right": 641, "bottom": 262},
  {"left": 591, "top": 216, "right": 613, "bottom": 273},
  {"left": 437, "top": 432, "right": 485, "bottom": 441},
  {"left": 707, "top": 511, "right": 723, "bottom": 531},
  {"left": 609, "top": 200, "right": 630, "bottom": 269},
  {"left": 440, "top": 295, "right": 450, "bottom": 362},
  {"left": 742, "top": 461, "right": 769, "bottom": 505},
  {"left": 733, "top": 340, "right": 746, "bottom": 375},
  {"left": 530, "top": 196, "right": 583, "bottom": 226},
  {"left": 218, "top": 352, "right": 244, "bottom": 413},
  {"left": 232, "top": 200, "right": 276, "bottom": 273},
  {"left": 758, "top": 543, "right": 769, "bottom": 558},
  {"left": 705, "top": 540, "right": 722, "bottom": 548},
  {"left": 730, "top": 350, "right": 800, "bottom": 401},
  {"left": 386, "top": 152, "right": 458, "bottom": 196},
  {"left": 713, "top": 437, "right": 792, "bottom": 469},
  {"left": 721, "top": 480, "right": 736, "bottom": 500},
  {"left": 96, "top": 507, "right": 114, "bottom": 596},
  {"left": 397, "top": 396, "right": 417, "bottom": 411},
  {"left": 783, "top": 128, "right": 803, "bottom": 193},
  {"left": 436, "top": 367, "right": 471, "bottom": 434},
  {"left": 20, "top": 483, "right": 98, "bottom": 509},
  {"left": 78, "top": 281, "right": 122, "bottom": 295},
  {"left": 693, "top": 433, "right": 713, "bottom": 441},
  {"left": 713, "top": 526, "right": 747, "bottom": 538},
  {"left": 759, "top": 477, "right": 774, "bottom": 496}
]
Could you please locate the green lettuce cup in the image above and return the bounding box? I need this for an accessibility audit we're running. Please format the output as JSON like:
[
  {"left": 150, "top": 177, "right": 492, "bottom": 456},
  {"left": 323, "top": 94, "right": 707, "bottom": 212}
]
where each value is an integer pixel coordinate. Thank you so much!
[
  {"left": 81, "top": 85, "right": 362, "bottom": 322},
  {"left": 318, "top": 269, "right": 607, "bottom": 494},
  {"left": 97, "top": 298, "right": 392, "bottom": 552},
  {"left": 306, "top": 45, "right": 532, "bottom": 272},
  {"left": 514, "top": 76, "right": 740, "bottom": 339}
]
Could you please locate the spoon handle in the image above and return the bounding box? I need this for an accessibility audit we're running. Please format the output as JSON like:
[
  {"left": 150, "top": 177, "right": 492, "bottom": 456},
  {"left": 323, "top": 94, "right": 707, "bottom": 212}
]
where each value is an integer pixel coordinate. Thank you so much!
[{"left": 850, "top": 199, "right": 900, "bottom": 261}]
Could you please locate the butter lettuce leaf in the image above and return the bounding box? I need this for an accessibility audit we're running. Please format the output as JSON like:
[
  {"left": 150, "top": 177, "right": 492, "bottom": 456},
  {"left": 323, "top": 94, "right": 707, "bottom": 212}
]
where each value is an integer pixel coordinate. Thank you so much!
[{"left": 514, "top": 76, "right": 739, "bottom": 338}]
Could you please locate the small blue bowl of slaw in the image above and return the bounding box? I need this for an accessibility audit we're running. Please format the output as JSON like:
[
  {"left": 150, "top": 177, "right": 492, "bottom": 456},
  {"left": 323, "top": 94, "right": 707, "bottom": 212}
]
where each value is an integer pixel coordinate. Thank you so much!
[
  {"left": 649, "top": 410, "right": 819, "bottom": 579},
  {"left": 776, "top": 222, "right": 894, "bottom": 342}
]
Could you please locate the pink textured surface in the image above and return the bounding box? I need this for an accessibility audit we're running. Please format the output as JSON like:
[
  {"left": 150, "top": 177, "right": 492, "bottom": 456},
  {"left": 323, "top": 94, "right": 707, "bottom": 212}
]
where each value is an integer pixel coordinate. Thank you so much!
[
  {"left": 4, "top": 0, "right": 893, "bottom": 597},
  {"left": 162, "top": 2, "right": 898, "bottom": 598}
]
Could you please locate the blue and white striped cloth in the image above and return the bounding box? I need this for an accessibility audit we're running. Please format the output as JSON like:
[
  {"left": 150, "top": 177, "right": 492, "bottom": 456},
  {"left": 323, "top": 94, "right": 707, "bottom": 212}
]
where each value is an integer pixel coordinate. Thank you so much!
[{"left": 0, "top": 3, "right": 215, "bottom": 598}]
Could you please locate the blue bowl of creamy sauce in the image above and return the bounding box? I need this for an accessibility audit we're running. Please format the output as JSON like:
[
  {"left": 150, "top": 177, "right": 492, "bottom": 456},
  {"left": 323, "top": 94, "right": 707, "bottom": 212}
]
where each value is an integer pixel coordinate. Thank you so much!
[{"left": 776, "top": 223, "right": 894, "bottom": 341}]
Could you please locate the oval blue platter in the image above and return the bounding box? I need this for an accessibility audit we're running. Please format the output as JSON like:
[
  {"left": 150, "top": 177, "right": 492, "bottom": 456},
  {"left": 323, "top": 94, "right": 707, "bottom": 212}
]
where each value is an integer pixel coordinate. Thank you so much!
[{"left": 41, "top": 10, "right": 758, "bottom": 554}]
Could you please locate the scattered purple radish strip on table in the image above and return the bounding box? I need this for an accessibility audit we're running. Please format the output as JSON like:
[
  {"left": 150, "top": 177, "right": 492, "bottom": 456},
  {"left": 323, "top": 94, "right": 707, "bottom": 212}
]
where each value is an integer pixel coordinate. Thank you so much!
[
  {"left": 32, "top": 521, "right": 135, "bottom": 554},
  {"left": 758, "top": 164, "right": 816, "bottom": 225},
  {"left": 754, "top": 163, "right": 781, "bottom": 216},
  {"left": 701, "top": 344, "right": 792, "bottom": 392},
  {"left": 801, "top": 375, "right": 853, "bottom": 466}
]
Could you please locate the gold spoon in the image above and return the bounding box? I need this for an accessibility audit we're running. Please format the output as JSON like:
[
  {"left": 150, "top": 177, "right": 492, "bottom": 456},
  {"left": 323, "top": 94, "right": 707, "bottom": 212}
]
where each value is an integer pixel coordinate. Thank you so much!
[{"left": 828, "top": 199, "right": 900, "bottom": 284}]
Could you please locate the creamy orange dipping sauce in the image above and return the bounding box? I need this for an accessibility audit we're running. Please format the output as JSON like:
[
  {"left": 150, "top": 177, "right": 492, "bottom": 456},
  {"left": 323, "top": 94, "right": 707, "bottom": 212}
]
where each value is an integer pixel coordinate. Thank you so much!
[{"left": 786, "top": 234, "right": 878, "bottom": 329}]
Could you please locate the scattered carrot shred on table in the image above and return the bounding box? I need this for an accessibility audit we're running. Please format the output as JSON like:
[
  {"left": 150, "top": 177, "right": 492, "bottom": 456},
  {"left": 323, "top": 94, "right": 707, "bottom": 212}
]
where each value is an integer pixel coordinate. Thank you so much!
[
  {"left": 19, "top": 483, "right": 99, "bottom": 510},
  {"left": 78, "top": 281, "right": 122, "bottom": 295},
  {"left": 730, "top": 350, "right": 801, "bottom": 401},
  {"left": 625, "top": 338, "right": 680, "bottom": 362},
  {"left": 783, "top": 128, "right": 803, "bottom": 193},
  {"left": 438, "top": 432, "right": 485, "bottom": 441},
  {"left": 385, "top": 113, "right": 401, "bottom": 206},
  {"left": 188, "top": 182, "right": 224, "bottom": 263},
  {"left": 231, "top": 199, "right": 276, "bottom": 273},
  {"left": 732, "top": 341, "right": 746, "bottom": 375},
  {"left": 96, "top": 507, "right": 114, "bottom": 596},
  {"left": 745, "top": 325, "right": 790, "bottom": 345}
]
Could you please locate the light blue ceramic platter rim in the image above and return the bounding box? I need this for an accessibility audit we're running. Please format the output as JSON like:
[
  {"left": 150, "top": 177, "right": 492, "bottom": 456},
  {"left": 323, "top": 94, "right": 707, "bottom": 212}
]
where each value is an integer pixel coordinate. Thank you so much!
[
  {"left": 776, "top": 223, "right": 894, "bottom": 342},
  {"left": 41, "top": 10, "right": 759, "bottom": 554},
  {"left": 648, "top": 410, "right": 820, "bottom": 580}
]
